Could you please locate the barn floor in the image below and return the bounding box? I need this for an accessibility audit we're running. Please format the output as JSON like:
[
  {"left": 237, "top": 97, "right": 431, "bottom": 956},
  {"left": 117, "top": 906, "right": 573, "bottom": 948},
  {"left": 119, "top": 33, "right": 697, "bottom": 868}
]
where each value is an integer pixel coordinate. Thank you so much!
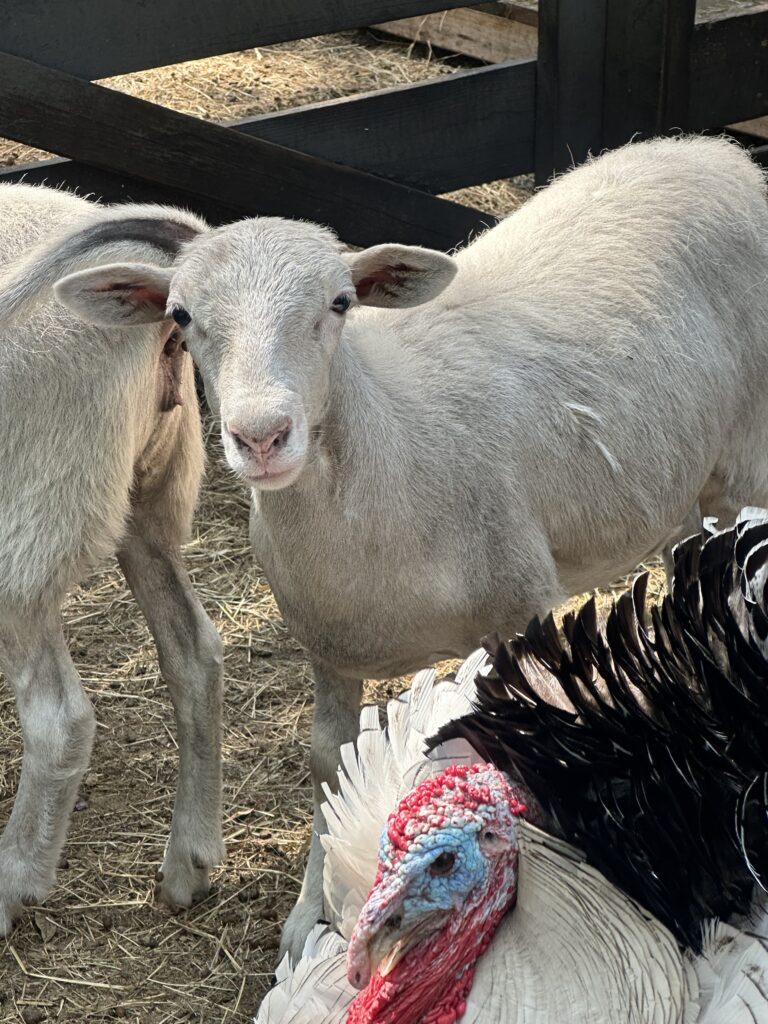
[{"left": 0, "top": 22, "right": 675, "bottom": 1024}]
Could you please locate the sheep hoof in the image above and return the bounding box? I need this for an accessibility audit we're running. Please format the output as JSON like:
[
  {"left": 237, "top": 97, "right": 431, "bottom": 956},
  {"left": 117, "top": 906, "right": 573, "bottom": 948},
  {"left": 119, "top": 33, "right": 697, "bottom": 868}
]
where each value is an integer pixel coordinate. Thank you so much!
[
  {"left": 154, "top": 853, "right": 211, "bottom": 910},
  {"left": 0, "top": 848, "right": 53, "bottom": 936}
]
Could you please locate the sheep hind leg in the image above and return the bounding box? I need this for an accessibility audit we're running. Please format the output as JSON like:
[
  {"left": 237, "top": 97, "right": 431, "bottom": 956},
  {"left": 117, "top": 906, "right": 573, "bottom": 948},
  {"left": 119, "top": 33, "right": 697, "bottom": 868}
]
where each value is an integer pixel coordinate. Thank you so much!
[
  {"left": 0, "top": 605, "right": 96, "bottom": 935},
  {"left": 118, "top": 533, "right": 225, "bottom": 911},
  {"left": 280, "top": 663, "right": 363, "bottom": 962}
]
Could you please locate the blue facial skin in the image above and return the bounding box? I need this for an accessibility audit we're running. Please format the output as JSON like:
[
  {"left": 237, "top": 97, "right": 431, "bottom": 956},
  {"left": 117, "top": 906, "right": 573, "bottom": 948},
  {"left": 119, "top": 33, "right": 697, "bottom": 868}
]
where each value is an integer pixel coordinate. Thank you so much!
[{"left": 380, "top": 823, "right": 490, "bottom": 919}]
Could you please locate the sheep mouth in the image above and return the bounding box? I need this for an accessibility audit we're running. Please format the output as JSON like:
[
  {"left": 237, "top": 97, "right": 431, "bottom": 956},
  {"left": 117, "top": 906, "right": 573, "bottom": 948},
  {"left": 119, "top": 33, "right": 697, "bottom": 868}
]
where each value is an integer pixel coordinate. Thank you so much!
[{"left": 241, "top": 459, "right": 304, "bottom": 490}]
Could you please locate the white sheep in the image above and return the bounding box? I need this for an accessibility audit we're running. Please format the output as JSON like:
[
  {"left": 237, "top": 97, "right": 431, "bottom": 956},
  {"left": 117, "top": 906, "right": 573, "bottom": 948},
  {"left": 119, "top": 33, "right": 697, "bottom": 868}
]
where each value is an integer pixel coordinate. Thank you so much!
[
  {"left": 0, "top": 185, "right": 224, "bottom": 934},
  {"left": 6, "top": 136, "right": 768, "bottom": 959}
]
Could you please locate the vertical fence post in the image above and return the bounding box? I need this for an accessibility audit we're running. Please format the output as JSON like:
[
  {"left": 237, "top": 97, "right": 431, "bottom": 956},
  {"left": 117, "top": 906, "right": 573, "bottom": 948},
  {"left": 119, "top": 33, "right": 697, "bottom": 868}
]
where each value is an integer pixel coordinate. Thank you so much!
[
  {"left": 534, "top": 0, "right": 608, "bottom": 186},
  {"left": 535, "top": 0, "right": 696, "bottom": 186},
  {"left": 602, "top": 0, "right": 696, "bottom": 149}
]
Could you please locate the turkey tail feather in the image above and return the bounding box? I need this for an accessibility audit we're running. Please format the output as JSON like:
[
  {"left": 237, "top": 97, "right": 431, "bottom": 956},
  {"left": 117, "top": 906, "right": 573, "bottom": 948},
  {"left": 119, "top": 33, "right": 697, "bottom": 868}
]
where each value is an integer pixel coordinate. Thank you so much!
[{"left": 434, "top": 510, "right": 768, "bottom": 950}]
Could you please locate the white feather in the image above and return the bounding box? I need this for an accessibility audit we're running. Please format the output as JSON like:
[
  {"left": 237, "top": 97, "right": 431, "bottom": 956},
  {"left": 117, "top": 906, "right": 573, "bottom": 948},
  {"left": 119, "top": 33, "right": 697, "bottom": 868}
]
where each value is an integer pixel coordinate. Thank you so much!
[
  {"left": 463, "top": 822, "right": 688, "bottom": 1024},
  {"left": 255, "top": 925, "right": 349, "bottom": 1024},
  {"left": 687, "top": 920, "right": 768, "bottom": 1023},
  {"left": 321, "top": 662, "right": 484, "bottom": 937}
]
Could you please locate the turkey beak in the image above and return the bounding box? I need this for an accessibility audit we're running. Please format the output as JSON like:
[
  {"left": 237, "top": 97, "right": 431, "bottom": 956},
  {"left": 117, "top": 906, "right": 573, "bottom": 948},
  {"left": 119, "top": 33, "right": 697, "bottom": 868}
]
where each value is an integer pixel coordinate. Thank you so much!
[
  {"left": 368, "top": 917, "right": 422, "bottom": 978},
  {"left": 348, "top": 915, "right": 422, "bottom": 990},
  {"left": 347, "top": 883, "right": 445, "bottom": 990},
  {"left": 347, "top": 878, "right": 409, "bottom": 990}
]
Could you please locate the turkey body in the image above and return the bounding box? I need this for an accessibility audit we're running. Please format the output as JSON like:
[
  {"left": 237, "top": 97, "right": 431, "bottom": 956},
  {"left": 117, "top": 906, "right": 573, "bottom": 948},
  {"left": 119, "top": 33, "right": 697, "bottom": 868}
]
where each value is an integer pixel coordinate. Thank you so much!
[{"left": 256, "top": 509, "right": 768, "bottom": 1024}]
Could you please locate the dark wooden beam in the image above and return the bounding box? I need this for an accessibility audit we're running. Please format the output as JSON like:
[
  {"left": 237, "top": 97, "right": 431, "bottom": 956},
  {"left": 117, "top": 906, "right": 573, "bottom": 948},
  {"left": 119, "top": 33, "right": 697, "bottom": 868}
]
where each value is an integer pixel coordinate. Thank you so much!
[
  {"left": 688, "top": 4, "right": 768, "bottom": 129},
  {"left": 0, "top": 158, "right": 247, "bottom": 226},
  {"left": 602, "top": 0, "right": 695, "bottom": 149},
  {"left": 0, "top": 50, "right": 494, "bottom": 250},
  {"left": 535, "top": 0, "right": 700, "bottom": 184},
  {"left": 0, "top": 60, "right": 536, "bottom": 199},
  {"left": 0, "top": 0, "right": 474, "bottom": 81},
  {"left": 534, "top": 0, "right": 608, "bottom": 185},
  {"left": 236, "top": 61, "right": 536, "bottom": 192}
]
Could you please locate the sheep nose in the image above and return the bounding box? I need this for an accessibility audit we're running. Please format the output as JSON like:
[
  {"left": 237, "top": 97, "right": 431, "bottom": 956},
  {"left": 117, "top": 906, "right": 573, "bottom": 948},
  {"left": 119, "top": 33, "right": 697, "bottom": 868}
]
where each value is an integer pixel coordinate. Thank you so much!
[{"left": 228, "top": 419, "right": 292, "bottom": 457}]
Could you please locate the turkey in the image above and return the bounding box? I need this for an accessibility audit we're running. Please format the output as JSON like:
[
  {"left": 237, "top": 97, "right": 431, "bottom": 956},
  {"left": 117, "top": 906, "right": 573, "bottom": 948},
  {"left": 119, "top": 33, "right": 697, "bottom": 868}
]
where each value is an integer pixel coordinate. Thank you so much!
[{"left": 255, "top": 508, "right": 768, "bottom": 1024}]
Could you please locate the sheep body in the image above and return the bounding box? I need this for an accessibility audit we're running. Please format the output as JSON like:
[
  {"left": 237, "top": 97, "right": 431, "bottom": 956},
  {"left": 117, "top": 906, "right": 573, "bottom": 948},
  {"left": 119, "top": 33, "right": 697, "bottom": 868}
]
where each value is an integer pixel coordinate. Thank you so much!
[
  {"left": 248, "top": 138, "right": 768, "bottom": 951},
  {"left": 0, "top": 184, "right": 224, "bottom": 934},
  {"left": 255, "top": 138, "right": 768, "bottom": 675}
]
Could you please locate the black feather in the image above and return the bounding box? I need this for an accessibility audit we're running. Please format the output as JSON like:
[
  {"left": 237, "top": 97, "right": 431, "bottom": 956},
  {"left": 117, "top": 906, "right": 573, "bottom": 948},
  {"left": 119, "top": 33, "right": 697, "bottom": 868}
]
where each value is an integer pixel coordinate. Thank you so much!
[{"left": 433, "top": 509, "right": 768, "bottom": 951}]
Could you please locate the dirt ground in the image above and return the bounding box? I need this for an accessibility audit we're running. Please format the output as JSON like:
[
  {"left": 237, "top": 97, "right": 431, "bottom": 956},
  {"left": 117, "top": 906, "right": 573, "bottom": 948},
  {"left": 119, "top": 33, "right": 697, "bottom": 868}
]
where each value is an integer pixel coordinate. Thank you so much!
[{"left": 0, "top": 23, "right": 674, "bottom": 1024}]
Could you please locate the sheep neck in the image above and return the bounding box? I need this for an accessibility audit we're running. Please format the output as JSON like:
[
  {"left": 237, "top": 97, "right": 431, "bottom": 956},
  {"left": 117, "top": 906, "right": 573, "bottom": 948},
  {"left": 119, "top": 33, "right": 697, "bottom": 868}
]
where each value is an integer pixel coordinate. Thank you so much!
[{"left": 279, "top": 312, "right": 431, "bottom": 505}]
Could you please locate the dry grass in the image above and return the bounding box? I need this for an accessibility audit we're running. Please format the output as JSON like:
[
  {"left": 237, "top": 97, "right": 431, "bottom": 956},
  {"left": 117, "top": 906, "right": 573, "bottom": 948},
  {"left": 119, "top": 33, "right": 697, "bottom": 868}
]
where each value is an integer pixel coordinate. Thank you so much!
[{"left": 0, "top": 27, "right": 665, "bottom": 1023}]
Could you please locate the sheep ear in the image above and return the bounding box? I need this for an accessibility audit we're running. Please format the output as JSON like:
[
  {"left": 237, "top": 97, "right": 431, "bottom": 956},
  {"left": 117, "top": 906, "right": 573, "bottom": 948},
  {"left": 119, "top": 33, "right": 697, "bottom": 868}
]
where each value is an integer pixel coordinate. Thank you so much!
[
  {"left": 54, "top": 262, "right": 173, "bottom": 325},
  {"left": 346, "top": 244, "right": 457, "bottom": 308}
]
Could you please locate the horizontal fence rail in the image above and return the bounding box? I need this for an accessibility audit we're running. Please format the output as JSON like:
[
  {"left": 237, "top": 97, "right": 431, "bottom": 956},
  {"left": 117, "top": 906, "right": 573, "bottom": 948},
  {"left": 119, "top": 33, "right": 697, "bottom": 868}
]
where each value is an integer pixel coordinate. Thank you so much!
[
  {"left": 0, "top": 0, "right": 766, "bottom": 246},
  {"left": 0, "top": 0, "right": 476, "bottom": 80},
  {"left": 233, "top": 61, "right": 536, "bottom": 194},
  {"left": 0, "top": 51, "right": 496, "bottom": 247},
  {"left": 0, "top": 60, "right": 536, "bottom": 199}
]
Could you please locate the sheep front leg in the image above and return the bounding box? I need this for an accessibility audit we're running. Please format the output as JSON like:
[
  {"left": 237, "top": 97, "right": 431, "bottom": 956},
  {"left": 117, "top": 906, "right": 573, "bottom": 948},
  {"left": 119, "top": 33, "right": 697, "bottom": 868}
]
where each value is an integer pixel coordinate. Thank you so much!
[
  {"left": 118, "top": 535, "right": 225, "bottom": 911},
  {"left": 0, "top": 609, "right": 96, "bottom": 934},
  {"left": 280, "top": 663, "right": 363, "bottom": 961}
]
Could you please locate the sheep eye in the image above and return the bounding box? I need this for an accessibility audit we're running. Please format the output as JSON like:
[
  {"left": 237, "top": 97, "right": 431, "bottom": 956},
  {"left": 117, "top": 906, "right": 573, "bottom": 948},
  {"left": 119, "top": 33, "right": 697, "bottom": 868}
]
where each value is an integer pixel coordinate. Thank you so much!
[
  {"left": 330, "top": 294, "right": 351, "bottom": 314},
  {"left": 171, "top": 305, "right": 191, "bottom": 327},
  {"left": 429, "top": 852, "right": 456, "bottom": 877}
]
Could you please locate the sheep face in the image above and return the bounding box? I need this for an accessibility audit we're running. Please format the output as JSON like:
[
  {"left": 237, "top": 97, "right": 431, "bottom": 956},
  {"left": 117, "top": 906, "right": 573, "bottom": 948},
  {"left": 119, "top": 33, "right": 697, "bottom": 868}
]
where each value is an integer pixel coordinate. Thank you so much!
[
  {"left": 170, "top": 219, "right": 457, "bottom": 492},
  {"left": 170, "top": 219, "right": 351, "bottom": 490}
]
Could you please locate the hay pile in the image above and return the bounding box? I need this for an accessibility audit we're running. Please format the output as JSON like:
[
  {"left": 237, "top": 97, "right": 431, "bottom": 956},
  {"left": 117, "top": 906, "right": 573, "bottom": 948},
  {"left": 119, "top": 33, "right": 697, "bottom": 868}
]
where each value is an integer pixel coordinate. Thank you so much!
[{"left": 0, "top": 27, "right": 664, "bottom": 1023}]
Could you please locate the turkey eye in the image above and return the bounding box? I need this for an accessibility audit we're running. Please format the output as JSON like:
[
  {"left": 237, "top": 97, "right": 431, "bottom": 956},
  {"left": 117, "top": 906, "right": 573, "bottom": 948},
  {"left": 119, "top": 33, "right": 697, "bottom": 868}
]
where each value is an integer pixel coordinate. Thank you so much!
[
  {"left": 429, "top": 852, "right": 456, "bottom": 877},
  {"left": 483, "top": 831, "right": 496, "bottom": 842},
  {"left": 171, "top": 305, "right": 191, "bottom": 327},
  {"left": 330, "top": 294, "right": 351, "bottom": 314}
]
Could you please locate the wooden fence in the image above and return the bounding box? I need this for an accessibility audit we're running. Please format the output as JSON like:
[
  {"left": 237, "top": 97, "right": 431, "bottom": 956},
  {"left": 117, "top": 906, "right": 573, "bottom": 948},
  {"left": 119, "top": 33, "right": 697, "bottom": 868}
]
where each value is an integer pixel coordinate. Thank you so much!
[{"left": 0, "top": 0, "right": 766, "bottom": 249}]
